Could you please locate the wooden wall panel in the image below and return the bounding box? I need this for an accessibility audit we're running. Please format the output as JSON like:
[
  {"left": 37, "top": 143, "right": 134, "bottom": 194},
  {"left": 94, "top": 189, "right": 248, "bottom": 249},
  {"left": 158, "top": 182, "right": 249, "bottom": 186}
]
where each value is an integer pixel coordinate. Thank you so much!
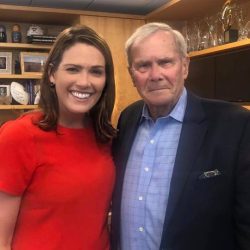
[{"left": 79, "top": 15, "right": 144, "bottom": 125}]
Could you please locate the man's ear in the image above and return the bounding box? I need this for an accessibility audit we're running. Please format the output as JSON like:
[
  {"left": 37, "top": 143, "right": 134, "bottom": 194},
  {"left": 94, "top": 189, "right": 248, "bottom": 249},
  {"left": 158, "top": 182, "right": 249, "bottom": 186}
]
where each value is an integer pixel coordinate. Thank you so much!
[
  {"left": 183, "top": 56, "right": 190, "bottom": 80},
  {"left": 128, "top": 66, "right": 136, "bottom": 87}
]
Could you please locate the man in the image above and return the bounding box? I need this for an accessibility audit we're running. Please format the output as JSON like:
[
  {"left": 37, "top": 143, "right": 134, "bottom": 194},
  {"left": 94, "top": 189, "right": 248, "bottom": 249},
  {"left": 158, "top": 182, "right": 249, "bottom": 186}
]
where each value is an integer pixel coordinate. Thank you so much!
[{"left": 111, "top": 22, "right": 250, "bottom": 250}]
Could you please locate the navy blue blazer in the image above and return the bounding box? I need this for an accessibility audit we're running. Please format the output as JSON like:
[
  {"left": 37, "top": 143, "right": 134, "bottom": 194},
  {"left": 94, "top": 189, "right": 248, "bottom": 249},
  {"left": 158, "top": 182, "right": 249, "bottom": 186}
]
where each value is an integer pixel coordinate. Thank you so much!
[{"left": 111, "top": 91, "right": 250, "bottom": 250}]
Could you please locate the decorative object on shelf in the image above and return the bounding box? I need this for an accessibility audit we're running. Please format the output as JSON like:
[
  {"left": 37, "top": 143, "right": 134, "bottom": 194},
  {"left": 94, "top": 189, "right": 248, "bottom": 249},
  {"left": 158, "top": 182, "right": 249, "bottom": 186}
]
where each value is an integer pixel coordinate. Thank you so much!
[
  {"left": 10, "top": 81, "right": 29, "bottom": 105},
  {"left": 221, "top": 0, "right": 238, "bottom": 43},
  {"left": 27, "top": 35, "right": 57, "bottom": 44},
  {"left": 0, "top": 84, "right": 12, "bottom": 104},
  {"left": 244, "top": 21, "right": 250, "bottom": 39},
  {"left": 12, "top": 24, "right": 22, "bottom": 43},
  {"left": 238, "top": 20, "right": 250, "bottom": 41},
  {"left": 0, "top": 52, "right": 12, "bottom": 74},
  {"left": 0, "top": 24, "right": 7, "bottom": 42},
  {"left": 34, "top": 89, "right": 40, "bottom": 105},
  {"left": 20, "top": 52, "right": 48, "bottom": 75},
  {"left": 27, "top": 24, "right": 44, "bottom": 37},
  {"left": 14, "top": 60, "right": 21, "bottom": 74}
]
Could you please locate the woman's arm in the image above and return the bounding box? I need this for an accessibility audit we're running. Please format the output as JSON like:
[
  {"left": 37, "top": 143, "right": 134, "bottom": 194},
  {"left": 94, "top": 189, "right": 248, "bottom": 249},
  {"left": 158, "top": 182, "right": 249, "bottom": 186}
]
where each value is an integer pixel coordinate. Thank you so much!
[{"left": 0, "top": 191, "right": 21, "bottom": 250}]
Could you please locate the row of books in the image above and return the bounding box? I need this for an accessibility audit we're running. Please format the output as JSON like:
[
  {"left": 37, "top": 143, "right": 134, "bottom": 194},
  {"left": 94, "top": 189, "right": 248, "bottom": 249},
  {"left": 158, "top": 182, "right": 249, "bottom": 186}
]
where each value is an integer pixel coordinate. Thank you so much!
[
  {"left": 27, "top": 35, "right": 57, "bottom": 44},
  {"left": 25, "top": 80, "right": 40, "bottom": 105}
]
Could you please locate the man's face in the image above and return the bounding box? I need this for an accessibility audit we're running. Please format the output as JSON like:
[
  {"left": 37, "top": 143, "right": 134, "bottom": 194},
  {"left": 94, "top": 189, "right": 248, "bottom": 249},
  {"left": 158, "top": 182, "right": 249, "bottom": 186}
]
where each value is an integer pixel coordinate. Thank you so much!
[{"left": 129, "top": 31, "right": 189, "bottom": 118}]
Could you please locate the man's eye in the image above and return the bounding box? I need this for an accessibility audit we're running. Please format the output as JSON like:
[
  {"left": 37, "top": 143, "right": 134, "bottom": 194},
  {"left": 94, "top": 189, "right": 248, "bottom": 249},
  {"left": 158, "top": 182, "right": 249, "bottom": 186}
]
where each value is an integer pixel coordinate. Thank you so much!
[
  {"left": 135, "top": 63, "right": 151, "bottom": 72},
  {"left": 159, "top": 60, "right": 172, "bottom": 67}
]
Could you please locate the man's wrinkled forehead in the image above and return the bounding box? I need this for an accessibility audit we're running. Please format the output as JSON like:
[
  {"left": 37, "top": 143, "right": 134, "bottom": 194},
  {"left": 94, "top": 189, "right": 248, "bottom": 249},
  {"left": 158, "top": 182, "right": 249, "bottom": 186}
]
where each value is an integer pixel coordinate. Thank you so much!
[{"left": 132, "top": 30, "right": 173, "bottom": 49}]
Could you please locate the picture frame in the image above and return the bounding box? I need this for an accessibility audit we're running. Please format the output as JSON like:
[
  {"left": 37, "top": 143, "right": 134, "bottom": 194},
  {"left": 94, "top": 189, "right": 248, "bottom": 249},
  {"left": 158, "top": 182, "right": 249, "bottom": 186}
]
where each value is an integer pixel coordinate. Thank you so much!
[
  {"left": 0, "top": 52, "right": 12, "bottom": 74},
  {"left": 0, "top": 84, "right": 10, "bottom": 97},
  {"left": 20, "top": 52, "right": 48, "bottom": 75},
  {"left": 0, "top": 84, "right": 12, "bottom": 105}
]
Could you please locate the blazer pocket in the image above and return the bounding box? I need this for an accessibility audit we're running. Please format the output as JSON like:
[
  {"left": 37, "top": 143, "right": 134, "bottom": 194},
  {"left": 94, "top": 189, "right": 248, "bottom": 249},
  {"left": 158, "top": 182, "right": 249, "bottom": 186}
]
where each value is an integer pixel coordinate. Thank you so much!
[{"left": 198, "top": 169, "right": 221, "bottom": 180}]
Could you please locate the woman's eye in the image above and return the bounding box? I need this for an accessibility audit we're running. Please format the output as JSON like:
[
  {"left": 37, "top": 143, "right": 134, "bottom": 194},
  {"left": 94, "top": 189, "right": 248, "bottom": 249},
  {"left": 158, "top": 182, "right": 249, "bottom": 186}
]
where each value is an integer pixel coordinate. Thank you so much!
[
  {"left": 91, "top": 68, "right": 104, "bottom": 76},
  {"left": 66, "top": 67, "right": 79, "bottom": 73}
]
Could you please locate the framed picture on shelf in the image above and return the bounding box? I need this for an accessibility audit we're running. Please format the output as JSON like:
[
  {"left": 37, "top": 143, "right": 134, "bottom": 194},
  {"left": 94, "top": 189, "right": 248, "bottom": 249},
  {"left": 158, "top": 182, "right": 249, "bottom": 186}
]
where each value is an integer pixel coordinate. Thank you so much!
[
  {"left": 0, "top": 52, "right": 12, "bottom": 74},
  {"left": 20, "top": 52, "right": 48, "bottom": 75},
  {"left": 0, "top": 84, "right": 12, "bottom": 105}
]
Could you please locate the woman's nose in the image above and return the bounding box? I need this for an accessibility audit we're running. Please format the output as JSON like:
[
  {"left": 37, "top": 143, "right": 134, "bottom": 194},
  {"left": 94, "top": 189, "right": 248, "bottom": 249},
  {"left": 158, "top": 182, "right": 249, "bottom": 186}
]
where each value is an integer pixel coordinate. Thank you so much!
[{"left": 76, "top": 71, "right": 91, "bottom": 87}]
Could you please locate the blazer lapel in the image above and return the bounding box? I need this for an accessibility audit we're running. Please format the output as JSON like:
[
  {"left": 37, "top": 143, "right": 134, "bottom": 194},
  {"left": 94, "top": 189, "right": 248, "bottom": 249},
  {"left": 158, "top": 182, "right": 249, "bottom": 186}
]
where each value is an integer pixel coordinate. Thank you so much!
[
  {"left": 163, "top": 93, "right": 208, "bottom": 231},
  {"left": 114, "top": 101, "right": 143, "bottom": 173},
  {"left": 111, "top": 101, "right": 143, "bottom": 248}
]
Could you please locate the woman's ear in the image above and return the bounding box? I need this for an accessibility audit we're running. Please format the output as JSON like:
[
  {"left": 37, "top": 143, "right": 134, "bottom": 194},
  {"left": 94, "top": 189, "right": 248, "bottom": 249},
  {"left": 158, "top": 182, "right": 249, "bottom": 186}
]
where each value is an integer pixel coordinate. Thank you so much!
[
  {"left": 49, "top": 74, "right": 55, "bottom": 84},
  {"left": 48, "top": 63, "right": 55, "bottom": 84}
]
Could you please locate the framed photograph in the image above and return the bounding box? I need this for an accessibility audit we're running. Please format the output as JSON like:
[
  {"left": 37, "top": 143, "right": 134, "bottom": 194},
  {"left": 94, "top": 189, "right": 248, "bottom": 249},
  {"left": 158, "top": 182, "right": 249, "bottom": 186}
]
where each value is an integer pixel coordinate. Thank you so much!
[
  {"left": 20, "top": 52, "right": 48, "bottom": 75},
  {"left": 0, "top": 84, "right": 12, "bottom": 105},
  {"left": 0, "top": 84, "right": 10, "bottom": 97},
  {"left": 0, "top": 52, "right": 12, "bottom": 74}
]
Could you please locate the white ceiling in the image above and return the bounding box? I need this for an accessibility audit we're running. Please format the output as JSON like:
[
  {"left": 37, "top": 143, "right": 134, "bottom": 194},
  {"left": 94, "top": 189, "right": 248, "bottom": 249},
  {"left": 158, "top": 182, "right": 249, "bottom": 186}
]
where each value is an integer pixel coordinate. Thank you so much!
[{"left": 0, "top": 0, "right": 170, "bottom": 15}]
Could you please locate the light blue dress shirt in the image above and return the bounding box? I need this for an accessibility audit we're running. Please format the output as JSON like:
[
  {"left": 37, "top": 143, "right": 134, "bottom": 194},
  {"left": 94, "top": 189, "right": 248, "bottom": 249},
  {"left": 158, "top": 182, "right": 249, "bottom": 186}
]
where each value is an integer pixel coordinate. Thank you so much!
[{"left": 121, "top": 88, "right": 187, "bottom": 250}]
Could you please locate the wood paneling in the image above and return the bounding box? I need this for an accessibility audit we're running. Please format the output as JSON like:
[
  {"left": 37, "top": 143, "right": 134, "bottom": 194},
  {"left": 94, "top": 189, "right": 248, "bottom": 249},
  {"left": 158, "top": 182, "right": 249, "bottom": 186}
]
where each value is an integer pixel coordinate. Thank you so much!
[
  {"left": 0, "top": 4, "right": 144, "bottom": 25},
  {"left": 80, "top": 15, "right": 144, "bottom": 125}
]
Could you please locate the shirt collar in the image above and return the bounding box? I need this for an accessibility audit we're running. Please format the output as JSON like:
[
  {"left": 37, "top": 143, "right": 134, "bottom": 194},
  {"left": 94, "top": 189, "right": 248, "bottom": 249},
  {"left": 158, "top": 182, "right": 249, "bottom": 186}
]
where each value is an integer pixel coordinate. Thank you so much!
[{"left": 141, "top": 87, "right": 187, "bottom": 123}]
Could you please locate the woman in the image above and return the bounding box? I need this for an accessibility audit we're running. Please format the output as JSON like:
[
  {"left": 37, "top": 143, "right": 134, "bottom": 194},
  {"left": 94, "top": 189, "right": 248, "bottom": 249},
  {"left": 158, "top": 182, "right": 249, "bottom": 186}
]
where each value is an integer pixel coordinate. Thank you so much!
[{"left": 0, "top": 25, "right": 116, "bottom": 250}]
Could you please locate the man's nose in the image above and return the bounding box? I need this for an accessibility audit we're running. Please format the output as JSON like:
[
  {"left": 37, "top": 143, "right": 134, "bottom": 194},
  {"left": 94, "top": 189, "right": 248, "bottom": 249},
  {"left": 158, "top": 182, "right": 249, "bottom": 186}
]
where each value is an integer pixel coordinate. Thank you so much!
[{"left": 149, "top": 63, "right": 162, "bottom": 80}]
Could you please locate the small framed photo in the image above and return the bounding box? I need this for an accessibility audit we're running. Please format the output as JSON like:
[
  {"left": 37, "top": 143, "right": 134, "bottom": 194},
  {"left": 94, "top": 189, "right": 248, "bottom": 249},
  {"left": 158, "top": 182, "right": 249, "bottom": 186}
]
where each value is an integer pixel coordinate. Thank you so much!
[
  {"left": 20, "top": 52, "right": 48, "bottom": 75},
  {"left": 0, "top": 52, "right": 12, "bottom": 74},
  {"left": 0, "top": 84, "right": 10, "bottom": 97},
  {"left": 0, "top": 84, "right": 12, "bottom": 105}
]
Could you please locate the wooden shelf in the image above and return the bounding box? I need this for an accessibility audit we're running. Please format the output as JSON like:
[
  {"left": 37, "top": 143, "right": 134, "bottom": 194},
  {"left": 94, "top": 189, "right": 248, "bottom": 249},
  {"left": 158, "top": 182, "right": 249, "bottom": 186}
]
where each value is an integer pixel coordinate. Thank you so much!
[
  {"left": 146, "top": 0, "right": 226, "bottom": 20},
  {"left": 146, "top": 0, "right": 247, "bottom": 21},
  {"left": 189, "top": 39, "right": 250, "bottom": 58},
  {"left": 0, "top": 42, "right": 52, "bottom": 50},
  {"left": 243, "top": 105, "right": 250, "bottom": 111},
  {"left": 0, "top": 74, "right": 42, "bottom": 79},
  {"left": 0, "top": 105, "right": 38, "bottom": 110}
]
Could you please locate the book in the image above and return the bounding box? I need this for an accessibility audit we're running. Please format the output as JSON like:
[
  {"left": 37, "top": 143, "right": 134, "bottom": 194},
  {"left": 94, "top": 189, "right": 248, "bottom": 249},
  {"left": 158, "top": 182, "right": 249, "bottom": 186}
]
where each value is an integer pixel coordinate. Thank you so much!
[{"left": 27, "top": 35, "right": 57, "bottom": 44}]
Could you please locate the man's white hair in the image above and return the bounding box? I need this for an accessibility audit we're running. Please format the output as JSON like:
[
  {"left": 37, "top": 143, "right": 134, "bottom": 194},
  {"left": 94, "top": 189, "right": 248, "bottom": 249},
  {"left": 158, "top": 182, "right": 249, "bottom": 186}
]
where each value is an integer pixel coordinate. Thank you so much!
[{"left": 125, "top": 22, "right": 187, "bottom": 67}]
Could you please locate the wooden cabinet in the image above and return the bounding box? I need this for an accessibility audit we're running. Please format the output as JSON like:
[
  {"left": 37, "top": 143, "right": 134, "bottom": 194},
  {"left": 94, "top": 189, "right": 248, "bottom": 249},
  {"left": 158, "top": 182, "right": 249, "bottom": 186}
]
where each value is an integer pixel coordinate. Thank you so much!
[
  {"left": 186, "top": 56, "right": 216, "bottom": 99},
  {"left": 216, "top": 48, "right": 250, "bottom": 102},
  {"left": 187, "top": 47, "right": 250, "bottom": 103}
]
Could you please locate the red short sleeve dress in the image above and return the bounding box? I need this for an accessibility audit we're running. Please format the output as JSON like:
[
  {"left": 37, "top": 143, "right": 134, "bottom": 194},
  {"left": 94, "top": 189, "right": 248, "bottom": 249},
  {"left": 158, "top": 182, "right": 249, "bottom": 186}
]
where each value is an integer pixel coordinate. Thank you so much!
[{"left": 0, "top": 112, "right": 115, "bottom": 250}]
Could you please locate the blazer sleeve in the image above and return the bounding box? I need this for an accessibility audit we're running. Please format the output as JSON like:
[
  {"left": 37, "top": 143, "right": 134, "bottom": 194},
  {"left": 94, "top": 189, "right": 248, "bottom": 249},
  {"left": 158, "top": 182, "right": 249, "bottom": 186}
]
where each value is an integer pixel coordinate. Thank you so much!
[{"left": 235, "top": 116, "right": 250, "bottom": 250}]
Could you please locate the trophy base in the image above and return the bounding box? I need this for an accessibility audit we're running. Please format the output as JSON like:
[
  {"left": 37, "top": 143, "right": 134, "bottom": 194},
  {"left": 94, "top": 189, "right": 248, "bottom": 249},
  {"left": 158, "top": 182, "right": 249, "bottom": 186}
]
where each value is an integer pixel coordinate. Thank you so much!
[{"left": 224, "top": 29, "right": 238, "bottom": 43}]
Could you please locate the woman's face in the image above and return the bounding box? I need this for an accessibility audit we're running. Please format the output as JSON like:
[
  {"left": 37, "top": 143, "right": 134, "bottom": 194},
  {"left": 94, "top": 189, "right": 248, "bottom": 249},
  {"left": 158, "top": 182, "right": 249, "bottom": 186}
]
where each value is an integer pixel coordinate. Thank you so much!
[{"left": 50, "top": 42, "right": 106, "bottom": 127}]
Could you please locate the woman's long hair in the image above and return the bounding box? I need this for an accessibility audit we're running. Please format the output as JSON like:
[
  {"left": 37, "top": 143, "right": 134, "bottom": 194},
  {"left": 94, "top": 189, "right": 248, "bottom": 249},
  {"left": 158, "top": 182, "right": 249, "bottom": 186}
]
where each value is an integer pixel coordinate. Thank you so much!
[{"left": 38, "top": 25, "right": 116, "bottom": 143}]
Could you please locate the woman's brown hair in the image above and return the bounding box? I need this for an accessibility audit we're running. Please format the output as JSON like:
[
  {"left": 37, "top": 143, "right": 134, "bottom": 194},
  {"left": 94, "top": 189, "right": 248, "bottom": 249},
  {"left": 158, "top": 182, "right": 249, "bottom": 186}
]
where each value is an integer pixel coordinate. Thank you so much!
[{"left": 38, "top": 25, "right": 116, "bottom": 143}]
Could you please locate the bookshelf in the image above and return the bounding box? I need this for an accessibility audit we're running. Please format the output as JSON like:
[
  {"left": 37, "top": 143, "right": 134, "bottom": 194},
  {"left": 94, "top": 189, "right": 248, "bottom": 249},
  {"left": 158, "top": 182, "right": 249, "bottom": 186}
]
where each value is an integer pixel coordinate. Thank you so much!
[
  {"left": 0, "top": 42, "right": 52, "bottom": 50},
  {"left": 0, "top": 42, "right": 48, "bottom": 125}
]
